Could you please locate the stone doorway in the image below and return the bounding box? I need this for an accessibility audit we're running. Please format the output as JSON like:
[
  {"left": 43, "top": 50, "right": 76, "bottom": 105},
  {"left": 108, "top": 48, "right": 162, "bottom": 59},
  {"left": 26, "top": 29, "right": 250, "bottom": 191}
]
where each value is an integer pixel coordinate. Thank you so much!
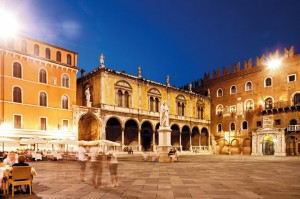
[
  {"left": 78, "top": 113, "right": 99, "bottom": 141},
  {"left": 262, "top": 136, "right": 275, "bottom": 155}
]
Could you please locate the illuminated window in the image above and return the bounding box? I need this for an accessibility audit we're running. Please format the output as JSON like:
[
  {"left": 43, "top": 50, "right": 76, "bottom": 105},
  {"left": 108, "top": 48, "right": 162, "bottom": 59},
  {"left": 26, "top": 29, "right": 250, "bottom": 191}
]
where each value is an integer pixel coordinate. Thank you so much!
[
  {"left": 245, "top": 100, "right": 254, "bottom": 110},
  {"left": 13, "top": 87, "right": 22, "bottom": 103},
  {"left": 265, "top": 97, "right": 273, "bottom": 109},
  {"left": 216, "top": 105, "right": 223, "bottom": 115},
  {"left": 13, "top": 62, "right": 22, "bottom": 78},
  {"left": 62, "top": 74, "right": 70, "bottom": 88}
]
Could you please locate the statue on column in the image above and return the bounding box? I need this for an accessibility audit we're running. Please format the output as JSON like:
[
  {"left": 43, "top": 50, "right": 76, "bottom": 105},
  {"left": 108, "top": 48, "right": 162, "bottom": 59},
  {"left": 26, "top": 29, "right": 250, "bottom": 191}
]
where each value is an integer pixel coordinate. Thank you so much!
[
  {"left": 85, "top": 87, "right": 91, "bottom": 103},
  {"left": 166, "top": 75, "right": 170, "bottom": 87},
  {"left": 160, "top": 100, "right": 169, "bottom": 128},
  {"left": 138, "top": 66, "right": 142, "bottom": 78},
  {"left": 100, "top": 53, "right": 105, "bottom": 68}
]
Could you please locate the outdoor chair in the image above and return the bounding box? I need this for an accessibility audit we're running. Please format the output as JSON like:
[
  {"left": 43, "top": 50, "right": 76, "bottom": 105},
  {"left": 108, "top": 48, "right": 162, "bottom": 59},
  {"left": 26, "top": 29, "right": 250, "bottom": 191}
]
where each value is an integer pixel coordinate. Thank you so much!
[{"left": 7, "top": 166, "right": 32, "bottom": 197}]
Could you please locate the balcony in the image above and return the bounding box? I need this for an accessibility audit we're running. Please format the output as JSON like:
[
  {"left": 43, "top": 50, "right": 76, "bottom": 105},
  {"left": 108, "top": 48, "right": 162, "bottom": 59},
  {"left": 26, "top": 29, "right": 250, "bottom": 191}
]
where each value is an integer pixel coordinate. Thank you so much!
[
  {"left": 287, "top": 125, "right": 300, "bottom": 132},
  {"left": 261, "top": 101, "right": 300, "bottom": 114}
]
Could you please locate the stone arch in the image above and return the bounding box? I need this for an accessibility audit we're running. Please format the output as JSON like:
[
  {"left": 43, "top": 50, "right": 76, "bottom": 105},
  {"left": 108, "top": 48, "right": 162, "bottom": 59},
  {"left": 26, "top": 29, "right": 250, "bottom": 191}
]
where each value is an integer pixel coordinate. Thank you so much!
[
  {"left": 78, "top": 113, "right": 99, "bottom": 141},
  {"left": 242, "top": 138, "right": 252, "bottom": 155},
  {"left": 181, "top": 125, "right": 190, "bottom": 150},
  {"left": 201, "top": 127, "right": 209, "bottom": 146},
  {"left": 124, "top": 119, "right": 138, "bottom": 146},
  {"left": 171, "top": 124, "right": 180, "bottom": 147},
  {"left": 219, "top": 139, "right": 229, "bottom": 154},
  {"left": 230, "top": 139, "right": 241, "bottom": 155},
  {"left": 141, "top": 121, "right": 153, "bottom": 151},
  {"left": 191, "top": 126, "right": 200, "bottom": 146},
  {"left": 105, "top": 117, "right": 122, "bottom": 144}
]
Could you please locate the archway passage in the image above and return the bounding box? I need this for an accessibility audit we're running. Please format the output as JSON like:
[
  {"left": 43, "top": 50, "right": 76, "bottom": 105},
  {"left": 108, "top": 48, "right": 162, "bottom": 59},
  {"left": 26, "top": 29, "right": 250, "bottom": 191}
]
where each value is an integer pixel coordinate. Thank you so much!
[
  {"left": 201, "top": 128, "right": 209, "bottom": 146},
  {"left": 78, "top": 114, "right": 99, "bottom": 141},
  {"left": 124, "top": 120, "right": 138, "bottom": 146},
  {"left": 171, "top": 124, "right": 180, "bottom": 147},
  {"left": 262, "top": 136, "right": 274, "bottom": 155},
  {"left": 141, "top": 121, "right": 153, "bottom": 151},
  {"left": 106, "top": 118, "right": 122, "bottom": 143},
  {"left": 181, "top": 126, "right": 190, "bottom": 150},
  {"left": 191, "top": 127, "right": 200, "bottom": 146},
  {"left": 286, "top": 136, "right": 298, "bottom": 155},
  {"left": 230, "top": 139, "right": 241, "bottom": 155}
]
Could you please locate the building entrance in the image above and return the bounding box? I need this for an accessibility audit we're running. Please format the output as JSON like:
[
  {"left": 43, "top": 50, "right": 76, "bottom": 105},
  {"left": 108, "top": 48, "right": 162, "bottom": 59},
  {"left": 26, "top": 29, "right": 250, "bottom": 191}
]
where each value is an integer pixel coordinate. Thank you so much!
[
  {"left": 262, "top": 136, "right": 274, "bottom": 155},
  {"left": 78, "top": 113, "right": 99, "bottom": 141},
  {"left": 141, "top": 122, "right": 153, "bottom": 151}
]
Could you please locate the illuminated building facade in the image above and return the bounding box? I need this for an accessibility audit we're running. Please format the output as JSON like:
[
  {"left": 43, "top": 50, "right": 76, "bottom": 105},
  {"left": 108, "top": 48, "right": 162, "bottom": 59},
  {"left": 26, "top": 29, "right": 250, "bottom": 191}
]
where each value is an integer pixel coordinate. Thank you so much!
[
  {"left": 0, "top": 35, "right": 78, "bottom": 140},
  {"left": 192, "top": 46, "right": 299, "bottom": 156},
  {"left": 74, "top": 57, "right": 211, "bottom": 153}
]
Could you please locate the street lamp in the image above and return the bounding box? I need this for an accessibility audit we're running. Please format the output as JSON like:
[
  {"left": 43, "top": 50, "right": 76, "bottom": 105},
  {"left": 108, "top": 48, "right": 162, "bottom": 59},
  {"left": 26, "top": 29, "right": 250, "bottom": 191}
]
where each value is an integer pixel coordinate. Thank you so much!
[{"left": 267, "top": 58, "right": 282, "bottom": 69}]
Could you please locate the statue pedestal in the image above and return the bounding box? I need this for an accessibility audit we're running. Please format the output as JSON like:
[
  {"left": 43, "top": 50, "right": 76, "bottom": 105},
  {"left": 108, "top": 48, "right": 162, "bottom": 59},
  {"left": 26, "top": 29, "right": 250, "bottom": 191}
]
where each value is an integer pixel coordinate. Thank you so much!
[
  {"left": 157, "top": 127, "right": 172, "bottom": 163},
  {"left": 86, "top": 102, "right": 92, "bottom": 107}
]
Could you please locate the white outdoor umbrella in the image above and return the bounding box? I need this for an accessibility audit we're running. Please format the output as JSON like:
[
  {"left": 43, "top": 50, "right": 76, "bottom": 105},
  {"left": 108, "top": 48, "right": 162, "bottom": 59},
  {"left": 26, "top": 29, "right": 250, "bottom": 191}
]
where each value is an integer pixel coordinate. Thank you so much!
[
  {"left": 20, "top": 137, "right": 47, "bottom": 150},
  {"left": 97, "top": 139, "right": 121, "bottom": 146},
  {"left": 0, "top": 137, "right": 19, "bottom": 151}
]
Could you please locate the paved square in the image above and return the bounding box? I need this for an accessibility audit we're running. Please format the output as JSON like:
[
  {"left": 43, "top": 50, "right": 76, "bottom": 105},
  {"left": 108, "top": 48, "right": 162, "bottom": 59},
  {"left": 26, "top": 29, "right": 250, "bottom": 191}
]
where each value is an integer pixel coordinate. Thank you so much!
[{"left": 4, "top": 155, "right": 300, "bottom": 199}]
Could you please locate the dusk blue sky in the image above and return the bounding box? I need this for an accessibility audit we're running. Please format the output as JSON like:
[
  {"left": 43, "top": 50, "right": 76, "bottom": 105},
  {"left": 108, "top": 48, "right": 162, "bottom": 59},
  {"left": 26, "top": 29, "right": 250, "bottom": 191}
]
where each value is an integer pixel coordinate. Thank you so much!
[{"left": 3, "top": 0, "right": 300, "bottom": 86}]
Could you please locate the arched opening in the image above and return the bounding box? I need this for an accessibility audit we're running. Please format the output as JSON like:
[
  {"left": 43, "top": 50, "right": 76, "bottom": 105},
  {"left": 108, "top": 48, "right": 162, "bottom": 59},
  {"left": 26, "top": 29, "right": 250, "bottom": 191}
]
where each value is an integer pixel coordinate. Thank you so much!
[
  {"left": 181, "top": 125, "right": 190, "bottom": 150},
  {"left": 230, "top": 139, "right": 241, "bottom": 155},
  {"left": 286, "top": 136, "right": 298, "bottom": 156},
  {"left": 105, "top": 118, "right": 122, "bottom": 144},
  {"left": 141, "top": 121, "right": 153, "bottom": 151},
  {"left": 191, "top": 127, "right": 200, "bottom": 146},
  {"left": 155, "top": 123, "right": 159, "bottom": 147},
  {"left": 78, "top": 114, "right": 99, "bottom": 141},
  {"left": 171, "top": 124, "right": 180, "bottom": 147},
  {"left": 219, "top": 139, "right": 229, "bottom": 154},
  {"left": 201, "top": 128, "right": 209, "bottom": 146},
  {"left": 242, "top": 138, "right": 252, "bottom": 155},
  {"left": 124, "top": 120, "right": 138, "bottom": 148},
  {"left": 262, "top": 136, "right": 275, "bottom": 155}
]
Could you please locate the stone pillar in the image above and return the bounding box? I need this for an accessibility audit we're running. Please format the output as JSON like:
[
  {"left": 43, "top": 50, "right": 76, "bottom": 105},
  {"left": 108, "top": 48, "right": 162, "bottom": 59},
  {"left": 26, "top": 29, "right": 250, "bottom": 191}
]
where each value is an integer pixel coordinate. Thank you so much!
[
  {"left": 189, "top": 133, "right": 192, "bottom": 151},
  {"left": 179, "top": 132, "right": 182, "bottom": 152},
  {"left": 157, "top": 127, "right": 172, "bottom": 162},
  {"left": 121, "top": 128, "right": 125, "bottom": 147},
  {"left": 152, "top": 131, "right": 156, "bottom": 151},
  {"left": 138, "top": 128, "right": 141, "bottom": 151}
]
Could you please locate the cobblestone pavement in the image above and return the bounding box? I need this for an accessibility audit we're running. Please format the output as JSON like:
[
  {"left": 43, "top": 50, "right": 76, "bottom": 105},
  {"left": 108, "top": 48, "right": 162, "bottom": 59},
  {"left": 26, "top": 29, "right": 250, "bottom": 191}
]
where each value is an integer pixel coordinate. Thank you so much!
[{"left": 2, "top": 155, "right": 300, "bottom": 199}]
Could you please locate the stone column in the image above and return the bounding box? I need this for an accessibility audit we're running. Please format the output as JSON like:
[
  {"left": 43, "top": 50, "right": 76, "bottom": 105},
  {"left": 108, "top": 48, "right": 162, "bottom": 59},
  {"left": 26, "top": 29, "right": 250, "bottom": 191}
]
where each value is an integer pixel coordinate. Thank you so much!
[
  {"left": 152, "top": 130, "right": 156, "bottom": 151},
  {"left": 179, "top": 132, "right": 182, "bottom": 152},
  {"left": 189, "top": 133, "right": 192, "bottom": 151},
  {"left": 121, "top": 128, "right": 125, "bottom": 147},
  {"left": 138, "top": 128, "right": 141, "bottom": 151}
]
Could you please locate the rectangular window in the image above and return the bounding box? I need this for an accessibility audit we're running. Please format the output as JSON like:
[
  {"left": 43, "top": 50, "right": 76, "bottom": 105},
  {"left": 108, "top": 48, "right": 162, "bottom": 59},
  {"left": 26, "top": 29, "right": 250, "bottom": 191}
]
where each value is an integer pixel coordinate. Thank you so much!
[
  {"left": 256, "top": 121, "right": 262, "bottom": 127},
  {"left": 288, "top": 74, "right": 296, "bottom": 82},
  {"left": 274, "top": 119, "right": 281, "bottom": 125},
  {"left": 62, "top": 119, "right": 69, "bottom": 128},
  {"left": 14, "top": 115, "right": 21, "bottom": 129},
  {"left": 40, "top": 117, "right": 47, "bottom": 130}
]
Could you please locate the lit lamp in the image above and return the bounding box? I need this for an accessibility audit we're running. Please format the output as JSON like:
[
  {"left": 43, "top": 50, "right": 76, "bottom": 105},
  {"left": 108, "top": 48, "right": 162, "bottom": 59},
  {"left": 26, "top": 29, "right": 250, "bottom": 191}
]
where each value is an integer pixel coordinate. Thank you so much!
[{"left": 267, "top": 58, "right": 282, "bottom": 69}]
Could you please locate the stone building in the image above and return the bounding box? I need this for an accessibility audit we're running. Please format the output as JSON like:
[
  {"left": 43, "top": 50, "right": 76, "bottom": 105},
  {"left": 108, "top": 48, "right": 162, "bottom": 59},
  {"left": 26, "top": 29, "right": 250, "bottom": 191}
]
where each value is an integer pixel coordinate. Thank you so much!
[
  {"left": 74, "top": 55, "right": 211, "bottom": 153},
  {"left": 193, "top": 46, "right": 299, "bottom": 156},
  {"left": 0, "top": 35, "right": 78, "bottom": 143}
]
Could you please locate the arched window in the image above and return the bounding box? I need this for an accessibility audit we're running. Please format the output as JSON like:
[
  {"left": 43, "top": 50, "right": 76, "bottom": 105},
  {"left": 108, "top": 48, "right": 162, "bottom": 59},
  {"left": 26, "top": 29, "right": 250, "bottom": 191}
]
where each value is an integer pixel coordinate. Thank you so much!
[
  {"left": 39, "top": 69, "right": 47, "bottom": 83},
  {"left": 290, "top": 119, "right": 297, "bottom": 125},
  {"left": 245, "top": 81, "right": 252, "bottom": 91},
  {"left": 230, "top": 85, "right": 237, "bottom": 94},
  {"left": 67, "top": 54, "right": 72, "bottom": 65},
  {"left": 294, "top": 93, "right": 300, "bottom": 105},
  {"left": 150, "top": 97, "right": 154, "bottom": 111},
  {"left": 39, "top": 92, "right": 47, "bottom": 107},
  {"left": 62, "top": 74, "right": 69, "bottom": 88},
  {"left": 34, "top": 44, "right": 39, "bottom": 56},
  {"left": 217, "top": 88, "right": 223, "bottom": 97},
  {"left": 242, "top": 121, "right": 248, "bottom": 130},
  {"left": 117, "top": 90, "right": 123, "bottom": 106},
  {"left": 13, "top": 62, "right": 22, "bottom": 78},
  {"left": 177, "top": 102, "right": 182, "bottom": 116},
  {"left": 62, "top": 95, "right": 68, "bottom": 109},
  {"left": 217, "top": 124, "right": 222, "bottom": 132},
  {"left": 230, "top": 122, "right": 236, "bottom": 131},
  {"left": 245, "top": 99, "right": 254, "bottom": 110},
  {"left": 155, "top": 98, "right": 159, "bottom": 112},
  {"left": 13, "top": 87, "right": 22, "bottom": 103},
  {"left": 216, "top": 105, "right": 223, "bottom": 115},
  {"left": 265, "top": 97, "right": 273, "bottom": 109},
  {"left": 265, "top": 77, "right": 272, "bottom": 87},
  {"left": 198, "top": 107, "right": 204, "bottom": 119},
  {"left": 21, "top": 40, "right": 27, "bottom": 53},
  {"left": 56, "top": 51, "right": 61, "bottom": 62},
  {"left": 46, "top": 48, "right": 51, "bottom": 59},
  {"left": 124, "top": 91, "right": 129, "bottom": 108}
]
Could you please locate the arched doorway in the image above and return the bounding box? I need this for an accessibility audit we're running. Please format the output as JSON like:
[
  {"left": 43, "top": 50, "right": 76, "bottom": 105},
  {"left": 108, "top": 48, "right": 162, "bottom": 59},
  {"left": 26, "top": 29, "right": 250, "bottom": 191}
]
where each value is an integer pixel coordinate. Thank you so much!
[
  {"left": 262, "top": 135, "right": 274, "bottom": 155},
  {"left": 78, "top": 113, "right": 99, "bottom": 141},
  {"left": 124, "top": 120, "right": 138, "bottom": 147},
  {"left": 201, "top": 128, "right": 209, "bottom": 146},
  {"left": 243, "top": 138, "right": 252, "bottom": 155},
  {"left": 105, "top": 118, "right": 122, "bottom": 143},
  {"left": 219, "top": 139, "right": 229, "bottom": 154},
  {"left": 286, "top": 136, "right": 297, "bottom": 155},
  {"left": 171, "top": 124, "right": 180, "bottom": 148},
  {"left": 181, "top": 125, "right": 190, "bottom": 151},
  {"left": 191, "top": 127, "right": 200, "bottom": 146},
  {"left": 230, "top": 139, "right": 241, "bottom": 155},
  {"left": 141, "top": 121, "right": 153, "bottom": 151}
]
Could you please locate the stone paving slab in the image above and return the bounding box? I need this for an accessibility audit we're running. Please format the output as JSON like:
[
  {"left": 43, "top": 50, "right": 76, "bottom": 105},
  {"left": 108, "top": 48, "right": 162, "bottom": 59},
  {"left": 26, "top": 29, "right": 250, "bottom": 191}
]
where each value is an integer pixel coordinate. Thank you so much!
[{"left": 1, "top": 155, "right": 300, "bottom": 198}]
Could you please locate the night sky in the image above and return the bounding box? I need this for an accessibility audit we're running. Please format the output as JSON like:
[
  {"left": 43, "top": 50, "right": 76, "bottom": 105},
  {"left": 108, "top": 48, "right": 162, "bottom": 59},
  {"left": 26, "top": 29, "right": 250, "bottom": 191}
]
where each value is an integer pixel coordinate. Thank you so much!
[{"left": 2, "top": 0, "right": 300, "bottom": 87}]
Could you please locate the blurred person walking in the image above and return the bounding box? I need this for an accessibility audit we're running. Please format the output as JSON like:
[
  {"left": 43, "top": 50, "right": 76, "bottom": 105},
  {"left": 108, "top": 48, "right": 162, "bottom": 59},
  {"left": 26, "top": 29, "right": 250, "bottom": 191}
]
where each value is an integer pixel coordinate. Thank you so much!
[{"left": 106, "top": 148, "right": 119, "bottom": 187}]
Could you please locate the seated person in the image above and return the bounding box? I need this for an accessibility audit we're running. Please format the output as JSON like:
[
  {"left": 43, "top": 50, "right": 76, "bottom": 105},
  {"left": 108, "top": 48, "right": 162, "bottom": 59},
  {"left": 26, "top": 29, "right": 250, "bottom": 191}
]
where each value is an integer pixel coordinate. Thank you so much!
[
  {"left": 3, "top": 151, "right": 18, "bottom": 166},
  {"left": 12, "top": 155, "right": 29, "bottom": 166}
]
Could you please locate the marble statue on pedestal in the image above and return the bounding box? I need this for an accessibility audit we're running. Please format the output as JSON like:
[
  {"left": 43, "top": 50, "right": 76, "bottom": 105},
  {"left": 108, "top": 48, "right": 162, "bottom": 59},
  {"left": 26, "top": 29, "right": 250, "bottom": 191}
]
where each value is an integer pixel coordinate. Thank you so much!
[
  {"left": 160, "top": 100, "right": 169, "bottom": 128},
  {"left": 85, "top": 87, "right": 91, "bottom": 103}
]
